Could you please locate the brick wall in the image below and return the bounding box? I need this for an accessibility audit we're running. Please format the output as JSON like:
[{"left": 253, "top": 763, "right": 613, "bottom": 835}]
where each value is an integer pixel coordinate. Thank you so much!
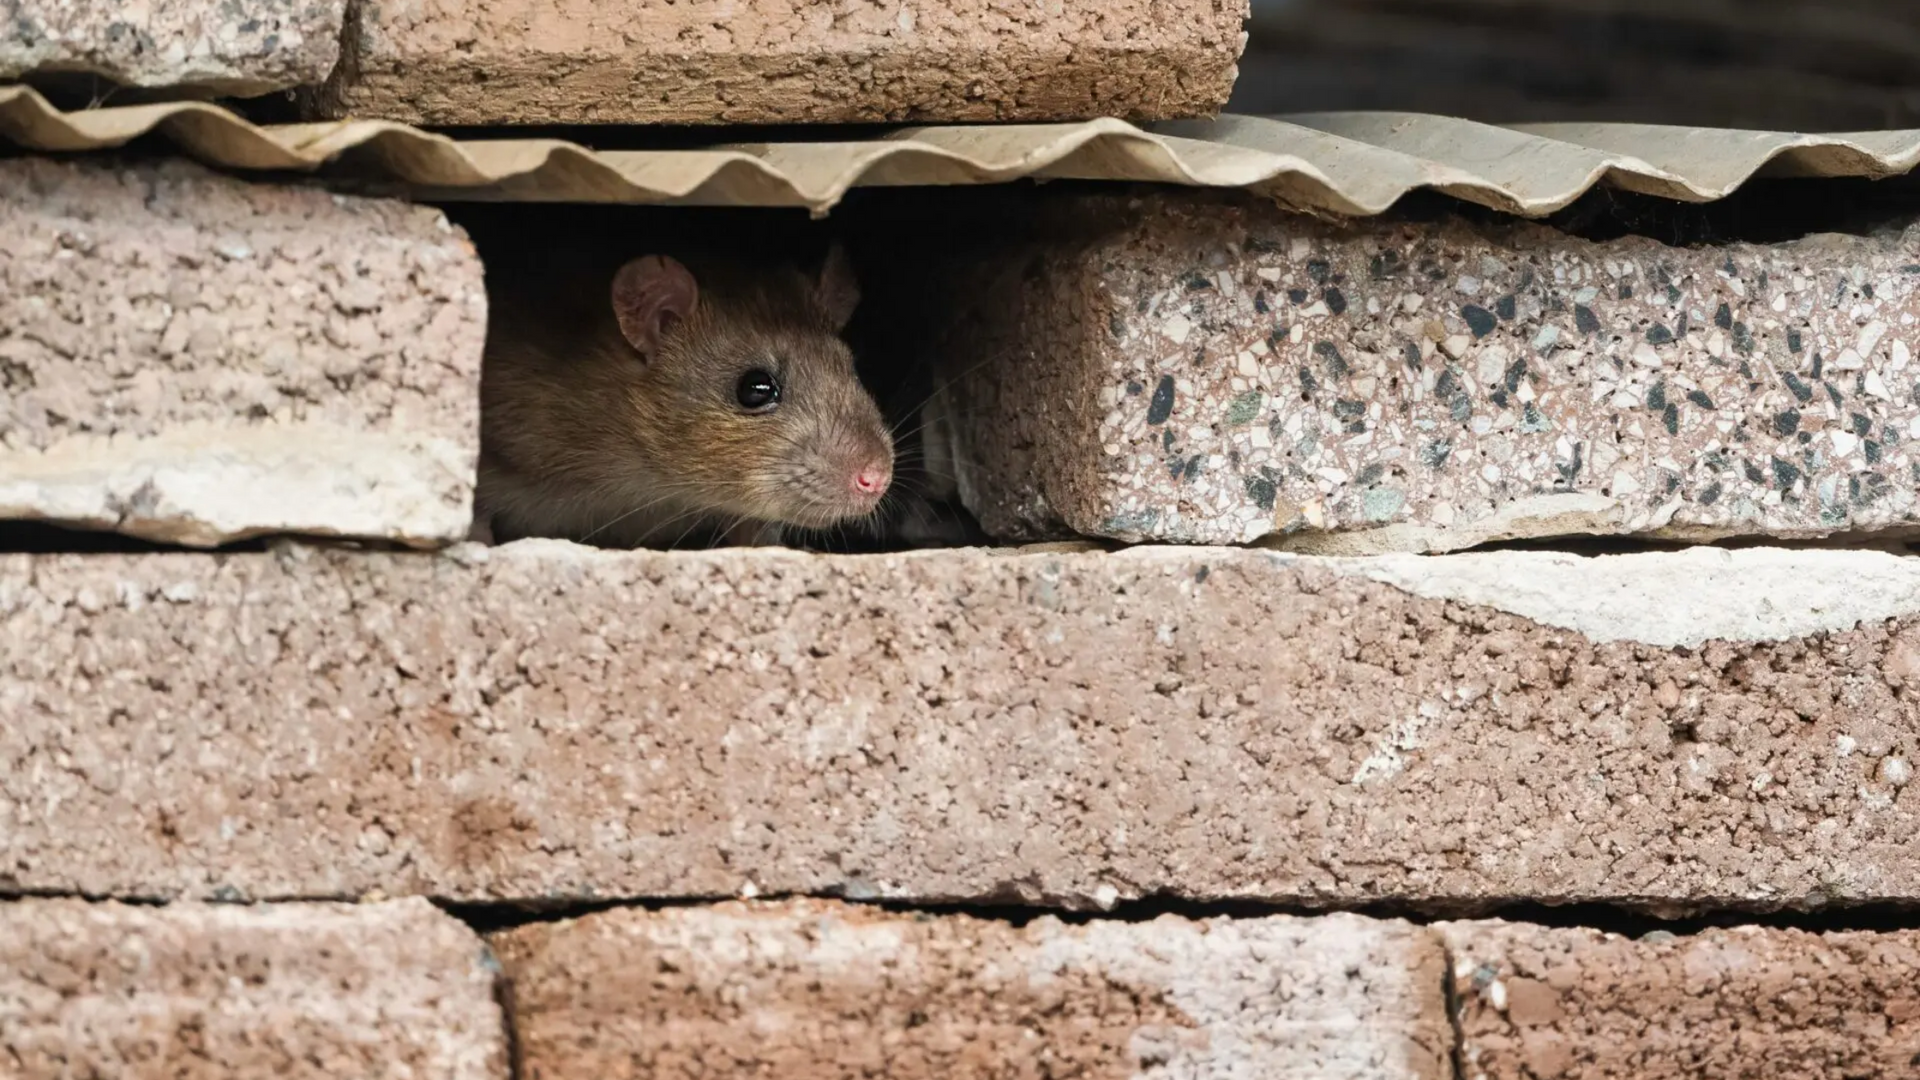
[{"left": 5, "top": 5, "right": 1920, "bottom": 1078}]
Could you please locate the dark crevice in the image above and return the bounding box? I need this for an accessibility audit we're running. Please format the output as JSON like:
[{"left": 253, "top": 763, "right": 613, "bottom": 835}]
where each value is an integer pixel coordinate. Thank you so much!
[
  {"left": 3, "top": 516, "right": 1914, "bottom": 560},
  {"left": 1388, "top": 175, "right": 1920, "bottom": 249},
  {"left": 1440, "top": 935, "right": 1470, "bottom": 1080},
  {"left": 12, "top": 886, "right": 1920, "bottom": 938},
  {"left": 480, "top": 940, "right": 526, "bottom": 1080},
  {"left": 432, "top": 890, "right": 1920, "bottom": 938},
  {"left": 844, "top": 176, "right": 1920, "bottom": 253},
  {"left": 0, "top": 887, "right": 176, "bottom": 907},
  {"left": 288, "top": 0, "right": 365, "bottom": 122},
  {"left": 436, "top": 895, "right": 718, "bottom": 935},
  {"left": 1451, "top": 530, "right": 1920, "bottom": 559},
  {"left": 0, "top": 521, "right": 430, "bottom": 556},
  {"left": 0, "top": 521, "right": 270, "bottom": 555}
]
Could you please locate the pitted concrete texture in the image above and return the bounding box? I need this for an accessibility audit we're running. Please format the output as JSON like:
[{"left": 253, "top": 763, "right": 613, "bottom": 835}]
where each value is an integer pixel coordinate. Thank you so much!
[
  {"left": 1442, "top": 920, "right": 1920, "bottom": 1079},
  {"left": 0, "top": 0, "right": 345, "bottom": 93},
  {"left": 0, "top": 157, "right": 484, "bottom": 548},
  {"left": 493, "top": 900, "right": 1452, "bottom": 1080},
  {"left": 0, "top": 897, "right": 508, "bottom": 1080},
  {"left": 910, "top": 190, "right": 1920, "bottom": 551},
  {"left": 309, "top": 0, "right": 1247, "bottom": 125},
  {"left": 3, "top": 542, "right": 1918, "bottom": 909}
]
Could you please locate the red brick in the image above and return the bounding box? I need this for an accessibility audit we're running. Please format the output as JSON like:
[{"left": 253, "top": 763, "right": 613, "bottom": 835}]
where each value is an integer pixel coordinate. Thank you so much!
[
  {"left": 1443, "top": 919, "right": 1920, "bottom": 1079},
  {"left": 0, "top": 897, "right": 507, "bottom": 1079},
  {"left": 2, "top": 542, "right": 1916, "bottom": 908},
  {"left": 494, "top": 899, "right": 1452, "bottom": 1080}
]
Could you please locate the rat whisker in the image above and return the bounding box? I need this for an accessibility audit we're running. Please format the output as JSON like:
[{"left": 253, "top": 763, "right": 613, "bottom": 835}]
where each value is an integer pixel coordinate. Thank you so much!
[
  {"left": 882, "top": 347, "right": 1025, "bottom": 423},
  {"left": 579, "top": 489, "right": 714, "bottom": 547}
]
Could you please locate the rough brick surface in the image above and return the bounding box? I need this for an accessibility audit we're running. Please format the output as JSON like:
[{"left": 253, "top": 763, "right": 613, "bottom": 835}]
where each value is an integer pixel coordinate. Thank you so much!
[
  {"left": 493, "top": 900, "right": 1452, "bottom": 1080},
  {"left": 0, "top": 897, "right": 507, "bottom": 1080},
  {"left": 1442, "top": 920, "right": 1920, "bottom": 1079},
  {"left": 0, "top": 157, "right": 485, "bottom": 548},
  {"left": 0, "top": 0, "right": 345, "bottom": 93},
  {"left": 6, "top": 542, "right": 1918, "bottom": 908},
  {"left": 310, "top": 0, "right": 1247, "bottom": 125},
  {"left": 890, "top": 191, "right": 1920, "bottom": 552}
]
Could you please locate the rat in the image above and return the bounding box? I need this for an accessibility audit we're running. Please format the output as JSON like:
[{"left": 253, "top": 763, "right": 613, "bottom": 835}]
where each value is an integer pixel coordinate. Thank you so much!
[{"left": 471, "top": 240, "right": 896, "bottom": 549}]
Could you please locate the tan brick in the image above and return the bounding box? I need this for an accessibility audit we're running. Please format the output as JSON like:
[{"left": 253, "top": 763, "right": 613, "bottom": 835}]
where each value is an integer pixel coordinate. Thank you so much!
[
  {"left": 889, "top": 190, "right": 1920, "bottom": 551},
  {"left": 0, "top": 0, "right": 345, "bottom": 94},
  {"left": 308, "top": 0, "right": 1248, "bottom": 126},
  {"left": 0, "top": 897, "right": 507, "bottom": 1080},
  {"left": 1441, "top": 920, "right": 1920, "bottom": 1079},
  {"left": 493, "top": 899, "right": 1451, "bottom": 1080},
  {"left": 2, "top": 542, "right": 1918, "bottom": 907},
  {"left": 0, "top": 157, "right": 484, "bottom": 548}
]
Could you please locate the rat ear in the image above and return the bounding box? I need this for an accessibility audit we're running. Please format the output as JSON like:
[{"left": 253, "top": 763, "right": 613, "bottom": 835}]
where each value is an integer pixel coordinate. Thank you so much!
[
  {"left": 611, "top": 255, "right": 698, "bottom": 360},
  {"left": 812, "top": 243, "right": 861, "bottom": 332}
]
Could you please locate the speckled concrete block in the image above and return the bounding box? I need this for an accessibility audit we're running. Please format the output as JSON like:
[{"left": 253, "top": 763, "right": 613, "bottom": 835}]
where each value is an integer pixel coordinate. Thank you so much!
[
  {"left": 0, "top": 157, "right": 485, "bottom": 548},
  {"left": 1441, "top": 920, "right": 1920, "bottom": 1079},
  {"left": 307, "top": 0, "right": 1247, "bottom": 125},
  {"left": 0, "top": 897, "right": 508, "bottom": 1080},
  {"left": 913, "top": 191, "right": 1920, "bottom": 552},
  {"left": 494, "top": 900, "right": 1451, "bottom": 1080},
  {"left": 0, "top": 0, "right": 345, "bottom": 94},
  {"left": 5, "top": 542, "right": 1918, "bottom": 911}
]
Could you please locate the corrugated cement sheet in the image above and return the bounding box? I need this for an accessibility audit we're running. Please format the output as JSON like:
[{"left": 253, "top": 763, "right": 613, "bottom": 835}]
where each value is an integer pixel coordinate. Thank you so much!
[{"left": 3, "top": 85, "right": 1917, "bottom": 216}]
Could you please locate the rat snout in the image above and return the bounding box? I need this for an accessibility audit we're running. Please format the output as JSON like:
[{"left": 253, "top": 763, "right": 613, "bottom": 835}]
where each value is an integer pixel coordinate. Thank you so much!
[
  {"left": 852, "top": 459, "right": 891, "bottom": 498},
  {"left": 833, "top": 423, "right": 894, "bottom": 515}
]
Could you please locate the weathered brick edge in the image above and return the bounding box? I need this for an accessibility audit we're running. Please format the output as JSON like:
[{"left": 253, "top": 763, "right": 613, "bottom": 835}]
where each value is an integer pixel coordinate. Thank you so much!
[
  {"left": 0, "top": 156, "right": 484, "bottom": 548},
  {"left": 4, "top": 543, "right": 1916, "bottom": 908},
  {"left": 0, "top": 896, "right": 508, "bottom": 1079}
]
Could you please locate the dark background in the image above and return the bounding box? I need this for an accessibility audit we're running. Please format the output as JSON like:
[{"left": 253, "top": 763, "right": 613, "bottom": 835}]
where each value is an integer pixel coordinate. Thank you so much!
[{"left": 1230, "top": 0, "right": 1920, "bottom": 132}]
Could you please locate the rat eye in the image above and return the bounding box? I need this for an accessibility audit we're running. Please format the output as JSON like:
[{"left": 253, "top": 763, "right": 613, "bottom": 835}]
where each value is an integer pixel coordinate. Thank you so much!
[{"left": 735, "top": 369, "right": 781, "bottom": 413}]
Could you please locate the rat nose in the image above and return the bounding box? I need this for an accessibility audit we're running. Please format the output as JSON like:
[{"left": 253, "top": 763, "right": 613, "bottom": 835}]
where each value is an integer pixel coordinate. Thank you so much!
[{"left": 852, "top": 460, "right": 891, "bottom": 497}]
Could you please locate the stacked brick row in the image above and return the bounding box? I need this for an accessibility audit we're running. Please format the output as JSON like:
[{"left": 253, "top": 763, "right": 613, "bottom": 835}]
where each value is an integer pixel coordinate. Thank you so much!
[
  {"left": 1, "top": 0, "right": 1247, "bottom": 124},
  {"left": 13, "top": 896, "right": 1917, "bottom": 1078},
  {"left": 6, "top": 2, "right": 1920, "bottom": 1078},
  {"left": 18, "top": 891, "right": 1920, "bottom": 1076},
  {"left": 9, "top": 148, "right": 1920, "bottom": 1079}
]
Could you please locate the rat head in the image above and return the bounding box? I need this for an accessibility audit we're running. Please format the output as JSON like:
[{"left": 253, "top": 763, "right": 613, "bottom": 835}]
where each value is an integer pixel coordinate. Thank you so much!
[{"left": 608, "top": 244, "right": 895, "bottom": 531}]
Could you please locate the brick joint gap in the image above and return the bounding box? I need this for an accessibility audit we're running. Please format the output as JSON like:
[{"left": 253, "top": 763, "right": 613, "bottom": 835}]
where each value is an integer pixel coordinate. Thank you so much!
[{"left": 428, "top": 892, "right": 1920, "bottom": 939}]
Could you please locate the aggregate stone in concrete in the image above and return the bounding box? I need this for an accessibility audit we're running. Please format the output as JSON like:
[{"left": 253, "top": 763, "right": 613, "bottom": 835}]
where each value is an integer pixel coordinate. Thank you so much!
[
  {"left": 0, "top": 897, "right": 508, "bottom": 1080},
  {"left": 908, "top": 190, "right": 1920, "bottom": 552},
  {"left": 494, "top": 899, "right": 1452, "bottom": 1080},
  {"left": 2, "top": 542, "right": 1918, "bottom": 910},
  {"left": 0, "top": 0, "right": 346, "bottom": 94},
  {"left": 1442, "top": 920, "right": 1920, "bottom": 1080},
  {"left": 0, "top": 157, "right": 485, "bottom": 548},
  {"left": 307, "top": 0, "right": 1248, "bottom": 125}
]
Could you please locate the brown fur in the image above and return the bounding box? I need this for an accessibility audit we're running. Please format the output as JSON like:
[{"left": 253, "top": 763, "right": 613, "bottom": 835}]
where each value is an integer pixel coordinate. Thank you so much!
[{"left": 475, "top": 246, "right": 895, "bottom": 548}]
